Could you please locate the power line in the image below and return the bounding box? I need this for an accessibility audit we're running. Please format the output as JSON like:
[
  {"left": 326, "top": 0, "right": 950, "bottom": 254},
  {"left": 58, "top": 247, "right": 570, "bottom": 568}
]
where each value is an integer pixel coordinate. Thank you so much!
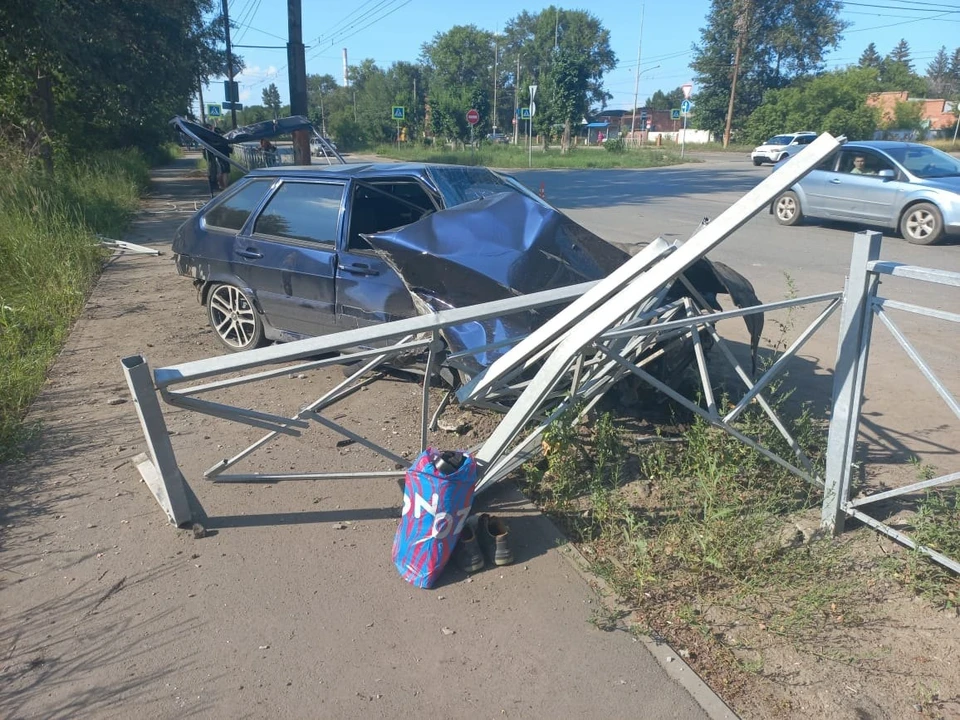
[
  {"left": 846, "top": 8, "right": 960, "bottom": 32},
  {"left": 316, "top": 0, "right": 388, "bottom": 44},
  {"left": 306, "top": 0, "right": 412, "bottom": 64}
]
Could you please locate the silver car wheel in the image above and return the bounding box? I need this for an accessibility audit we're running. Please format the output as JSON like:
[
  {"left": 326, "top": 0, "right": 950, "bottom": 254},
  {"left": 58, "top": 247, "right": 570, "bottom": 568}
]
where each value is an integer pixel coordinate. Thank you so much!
[
  {"left": 776, "top": 195, "right": 797, "bottom": 222},
  {"left": 904, "top": 208, "right": 935, "bottom": 241},
  {"left": 209, "top": 284, "right": 259, "bottom": 349}
]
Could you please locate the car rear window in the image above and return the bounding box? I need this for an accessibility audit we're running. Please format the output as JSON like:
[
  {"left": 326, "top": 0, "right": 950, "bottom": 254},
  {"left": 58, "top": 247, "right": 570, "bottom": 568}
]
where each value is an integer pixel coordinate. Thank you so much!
[
  {"left": 253, "top": 181, "right": 345, "bottom": 244},
  {"left": 203, "top": 179, "right": 273, "bottom": 231}
]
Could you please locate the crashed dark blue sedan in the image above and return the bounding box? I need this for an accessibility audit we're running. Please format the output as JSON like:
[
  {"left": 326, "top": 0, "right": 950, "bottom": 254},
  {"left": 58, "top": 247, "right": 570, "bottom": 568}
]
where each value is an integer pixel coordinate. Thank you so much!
[{"left": 172, "top": 159, "right": 761, "bottom": 380}]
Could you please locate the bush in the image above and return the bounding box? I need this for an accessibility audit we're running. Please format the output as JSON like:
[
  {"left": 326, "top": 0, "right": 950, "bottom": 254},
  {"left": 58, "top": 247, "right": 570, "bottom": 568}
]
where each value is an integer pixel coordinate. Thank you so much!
[{"left": 604, "top": 137, "right": 626, "bottom": 153}]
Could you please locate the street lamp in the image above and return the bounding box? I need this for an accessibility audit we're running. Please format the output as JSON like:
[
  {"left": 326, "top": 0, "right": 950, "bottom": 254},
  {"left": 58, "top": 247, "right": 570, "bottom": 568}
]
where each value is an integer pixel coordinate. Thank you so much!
[{"left": 630, "top": 64, "right": 661, "bottom": 136}]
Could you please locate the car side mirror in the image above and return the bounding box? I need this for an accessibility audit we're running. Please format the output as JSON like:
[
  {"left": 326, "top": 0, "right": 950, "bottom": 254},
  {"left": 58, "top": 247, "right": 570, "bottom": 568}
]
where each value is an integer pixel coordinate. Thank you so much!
[{"left": 878, "top": 169, "right": 895, "bottom": 180}]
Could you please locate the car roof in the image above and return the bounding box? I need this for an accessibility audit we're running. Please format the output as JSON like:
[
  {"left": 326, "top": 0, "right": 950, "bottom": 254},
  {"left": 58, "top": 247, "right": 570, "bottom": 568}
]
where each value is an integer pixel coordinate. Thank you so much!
[
  {"left": 246, "top": 162, "right": 440, "bottom": 181},
  {"left": 841, "top": 140, "right": 921, "bottom": 151}
]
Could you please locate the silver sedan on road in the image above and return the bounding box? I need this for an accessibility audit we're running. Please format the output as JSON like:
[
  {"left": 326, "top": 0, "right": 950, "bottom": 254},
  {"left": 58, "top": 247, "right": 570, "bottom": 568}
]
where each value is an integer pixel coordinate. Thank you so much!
[{"left": 772, "top": 141, "right": 960, "bottom": 245}]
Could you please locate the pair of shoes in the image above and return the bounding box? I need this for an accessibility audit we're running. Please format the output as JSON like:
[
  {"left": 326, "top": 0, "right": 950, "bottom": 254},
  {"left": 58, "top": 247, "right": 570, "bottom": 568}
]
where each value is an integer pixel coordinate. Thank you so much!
[{"left": 453, "top": 513, "right": 515, "bottom": 574}]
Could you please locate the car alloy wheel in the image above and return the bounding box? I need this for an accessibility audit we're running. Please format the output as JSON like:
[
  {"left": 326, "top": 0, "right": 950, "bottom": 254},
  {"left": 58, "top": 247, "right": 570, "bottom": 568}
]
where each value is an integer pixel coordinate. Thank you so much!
[
  {"left": 207, "top": 283, "right": 265, "bottom": 351},
  {"left": 774, "top": 191, "right": 802, "bottom": 226},
  {"left": 900, "top": 202, "right": 944, "bottom": 245}
]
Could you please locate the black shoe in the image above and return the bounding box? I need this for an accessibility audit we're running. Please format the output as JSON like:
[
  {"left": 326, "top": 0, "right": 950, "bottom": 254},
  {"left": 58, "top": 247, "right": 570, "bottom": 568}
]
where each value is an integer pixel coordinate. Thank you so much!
[
  {"left": 454, "top": 524, "right": 485, "bottom": 573},
  {"left": 476, "top": 513, "right": 514, "bottom": 566}
]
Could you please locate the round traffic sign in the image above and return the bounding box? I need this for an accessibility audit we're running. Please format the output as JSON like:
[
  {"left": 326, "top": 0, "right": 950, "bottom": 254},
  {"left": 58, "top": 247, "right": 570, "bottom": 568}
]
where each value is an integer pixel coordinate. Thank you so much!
[{"left": 466, "top": 109, "right": 480, "bottom": 126}]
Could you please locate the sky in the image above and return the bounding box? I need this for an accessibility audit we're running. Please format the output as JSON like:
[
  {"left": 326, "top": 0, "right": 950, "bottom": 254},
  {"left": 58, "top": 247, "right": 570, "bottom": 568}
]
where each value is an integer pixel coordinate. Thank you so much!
[{"left": 202, "top": 0, "right": 960, "bottom": 116}]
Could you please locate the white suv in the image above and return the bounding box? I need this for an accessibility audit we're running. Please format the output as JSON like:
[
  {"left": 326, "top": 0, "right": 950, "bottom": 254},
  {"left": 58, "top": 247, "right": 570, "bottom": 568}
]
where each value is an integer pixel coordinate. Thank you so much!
[{"left": 751, "top": 132, "right": 817, "bottom": 166}]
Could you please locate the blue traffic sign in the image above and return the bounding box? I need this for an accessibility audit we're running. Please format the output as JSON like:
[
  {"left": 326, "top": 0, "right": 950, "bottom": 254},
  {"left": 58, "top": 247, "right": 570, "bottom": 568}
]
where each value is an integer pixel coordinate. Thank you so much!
[
  {"left": 670, "top": 109, "right": 681, "bottom": 120},
  {"left": 392, "top": 106, "right": 405, "bottom": 120},
  {"left": 520, "top": 107, "right": 531, "bottom": 119},
  {"left": 680, "top": 99, "right": 693, "bottom": 114}
]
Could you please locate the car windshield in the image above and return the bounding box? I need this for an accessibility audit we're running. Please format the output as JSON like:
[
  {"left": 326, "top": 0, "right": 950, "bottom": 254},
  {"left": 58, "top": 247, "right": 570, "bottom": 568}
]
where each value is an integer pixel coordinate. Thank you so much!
[
  {"left": 884, "top": 145, "right": 960, "bottom": 178},
  {"left": 427, "top": 166, "right": 547, "bottom": 208},
  {"left": 765, "top": 135, "right": 793, "bottom": 145}
]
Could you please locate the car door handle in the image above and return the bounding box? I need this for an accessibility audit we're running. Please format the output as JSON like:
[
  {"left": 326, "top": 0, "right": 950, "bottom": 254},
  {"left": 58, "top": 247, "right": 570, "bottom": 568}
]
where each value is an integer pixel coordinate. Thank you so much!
[
  {"left": 830, "top": 178, "right": 842, "bottom": 184},
  {"left": 236, "top": 248, "right": 263, "bottom": 259},
  {"left": 338, "top": 263, "right": 379, "bottom": 276}
]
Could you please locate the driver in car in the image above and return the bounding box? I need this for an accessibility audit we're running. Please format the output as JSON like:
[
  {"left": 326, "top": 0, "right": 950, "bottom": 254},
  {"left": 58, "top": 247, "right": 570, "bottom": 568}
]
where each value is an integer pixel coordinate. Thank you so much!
[{"left": 850, "top": 156, "right": 875, "bottom": 175}]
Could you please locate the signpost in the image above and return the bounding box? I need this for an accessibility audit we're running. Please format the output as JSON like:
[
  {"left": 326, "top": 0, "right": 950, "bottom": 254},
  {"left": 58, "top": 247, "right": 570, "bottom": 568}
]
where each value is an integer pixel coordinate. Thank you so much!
[
  {"left": 528, "top": 84, "right": 538, "bottom": 168},
  {"left": 466, "top": 108, "right": 479, "bottom": 148},
  {"left": 680, "top": 99, "right": 693, "bottom": 158},
  {"left": 392, "top": 106, "right": 405, "bottom": 149}
]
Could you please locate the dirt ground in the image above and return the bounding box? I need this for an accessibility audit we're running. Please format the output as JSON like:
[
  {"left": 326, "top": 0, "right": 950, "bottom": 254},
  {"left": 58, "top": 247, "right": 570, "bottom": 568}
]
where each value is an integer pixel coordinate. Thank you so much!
[{"left": 2, "top": 154, "right": 959, "bottom": 719}]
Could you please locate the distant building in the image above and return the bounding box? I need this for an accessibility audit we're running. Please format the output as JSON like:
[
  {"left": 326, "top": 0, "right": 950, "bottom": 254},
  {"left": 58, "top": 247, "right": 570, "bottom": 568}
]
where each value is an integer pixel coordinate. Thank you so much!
[{"left": 866, "top": 91, "right": 957, "bottom": 131}]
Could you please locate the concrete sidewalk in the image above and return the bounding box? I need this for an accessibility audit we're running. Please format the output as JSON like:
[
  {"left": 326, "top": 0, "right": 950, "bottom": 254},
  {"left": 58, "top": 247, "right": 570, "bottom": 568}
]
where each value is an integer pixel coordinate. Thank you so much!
[{"left": 0, "top": 155, "right": 734, "bottom": 719}]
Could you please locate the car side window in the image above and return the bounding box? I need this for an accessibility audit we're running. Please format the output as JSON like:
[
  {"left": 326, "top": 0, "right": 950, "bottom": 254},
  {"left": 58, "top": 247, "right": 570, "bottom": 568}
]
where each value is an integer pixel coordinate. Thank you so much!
[
  {"left": 203, "top": 179, "right": 273, "bottom": 231},
  {"left": 253, "top": 181, "right": 344, "bottom": 244},
  {"left": 815, "top": 154, "right": 837, "bottom": 172},
  {"left": 797, "top": 136, "right": 814, "bottom": 145},
  {"left": 840, "top": 151, "right": 892, "bottom": 178}
]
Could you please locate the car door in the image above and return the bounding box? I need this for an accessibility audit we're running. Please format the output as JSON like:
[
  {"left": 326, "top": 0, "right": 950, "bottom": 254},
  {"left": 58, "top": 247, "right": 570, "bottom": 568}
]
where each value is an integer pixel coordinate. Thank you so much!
[
  {"left": 820, "top": 149, "right": 905, "bottom": 225},
  {"left": 239, "top": 179, "right": 345, "bottom": 336},
  {"left": 335, "top": 179, "right": 436, "bottom": 331},
  {"left": 795, "top": 154, "right": 839, "bottom": 216}
]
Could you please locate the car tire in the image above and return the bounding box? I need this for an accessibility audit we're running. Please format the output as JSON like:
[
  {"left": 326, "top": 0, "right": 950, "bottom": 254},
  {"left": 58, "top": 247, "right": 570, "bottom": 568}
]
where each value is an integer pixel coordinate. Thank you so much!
[
  {"left": 752, "top": 158, "right": 763, "bottom": 166},
  {"left": 774, "top": 191, "right": 803, "bottom": 226},
  {"left": 207, "top": 283, "right": 266, "bottom": 351},
  {"left": 899, "top": 202, "right": 944, "bottom": 245}
]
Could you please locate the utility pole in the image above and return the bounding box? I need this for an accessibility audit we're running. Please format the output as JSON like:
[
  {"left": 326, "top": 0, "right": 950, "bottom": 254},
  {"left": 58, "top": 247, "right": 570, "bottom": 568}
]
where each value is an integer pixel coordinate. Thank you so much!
[
  {"left": 514, "top": 55, "right": 521, "bottom": 145},
  {"left": 221, "top": 0, "right": 237, "bottom": 128},
  {"left": 629, "top": 4, "right": 645, "bottom": 139},
  {"left": 555, "top": 9, "right": 560, "bottom": 50},
  {"left": 198, "top": 75, "right": 206, "bottom": 125},
  {"left": 287, "top": 0, "right": 310, "bottom": 164},
  {"left": 723, "top": 0, "right": 750, "bottom": 148},
  {"left": 493, "top": 38, "right": 499, "bottom": 134}
]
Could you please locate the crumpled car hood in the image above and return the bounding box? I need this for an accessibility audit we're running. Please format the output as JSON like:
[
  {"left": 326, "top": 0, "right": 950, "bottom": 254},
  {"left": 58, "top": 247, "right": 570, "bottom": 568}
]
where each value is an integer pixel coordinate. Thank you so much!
[{"left": 364, "top": 192, "right": 763, "bottom": 376}]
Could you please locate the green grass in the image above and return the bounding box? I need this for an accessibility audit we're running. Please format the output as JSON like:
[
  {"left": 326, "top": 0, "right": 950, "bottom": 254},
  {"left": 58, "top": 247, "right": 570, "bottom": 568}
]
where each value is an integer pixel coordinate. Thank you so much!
[
  {"left": 371, "top": 142, "right": 697, "bottom": 169},
  {"left": 0, "top": 146, "right": 149, "bottom": 462}
]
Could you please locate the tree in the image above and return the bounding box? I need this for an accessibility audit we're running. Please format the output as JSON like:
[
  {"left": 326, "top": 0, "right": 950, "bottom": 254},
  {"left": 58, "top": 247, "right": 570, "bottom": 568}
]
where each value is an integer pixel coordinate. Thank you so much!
[
  {"left": 546, "top": 47, "right": 591, "bottom": 152},
  {"left": 882, "top": 99, "right": 923, "bottom": 132},
  {"left": 645, "top": 88, "right": 685, "bottom": 111},
  {"left": 262, "top": 83, "right": 282, "bottom": 118},
  {"left": 887, "top": 39, "right": 912, "bottom": 70},
  {"left": 948, "top": 48, "right": 960, "bottom": 98},
  {"left": 926, "top": 47, "right": 951, "bottom": 98},
  {"left": 858, "top": 43, "right": 882, "bottom": 69},
  {"left": 691, "top": 0, "right": 847, "bottom": 138},
  {"left": 743, "top": 67, "right": 880, "bottom": 143},
  {"left": 501, "top": 7, "right": 616, "bottom": 121},
  {"left": 0, "top": 0, "right": 232, "bottom": 161},
  {"left": 421, "top": 25, "right": 495, "bottom": 142}
]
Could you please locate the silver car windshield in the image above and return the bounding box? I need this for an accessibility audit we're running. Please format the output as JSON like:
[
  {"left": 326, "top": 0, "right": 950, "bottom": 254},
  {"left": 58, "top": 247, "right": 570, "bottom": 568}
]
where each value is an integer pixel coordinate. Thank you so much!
[{"left": 884, "top": 145, "right": 960, "bottom": 178}]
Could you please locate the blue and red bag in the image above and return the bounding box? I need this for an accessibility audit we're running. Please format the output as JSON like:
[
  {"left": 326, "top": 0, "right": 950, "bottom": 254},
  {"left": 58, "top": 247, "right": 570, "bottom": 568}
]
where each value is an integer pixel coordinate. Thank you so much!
[{"left": 392, "top": 449, "right": 477, "bottom": 589}]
